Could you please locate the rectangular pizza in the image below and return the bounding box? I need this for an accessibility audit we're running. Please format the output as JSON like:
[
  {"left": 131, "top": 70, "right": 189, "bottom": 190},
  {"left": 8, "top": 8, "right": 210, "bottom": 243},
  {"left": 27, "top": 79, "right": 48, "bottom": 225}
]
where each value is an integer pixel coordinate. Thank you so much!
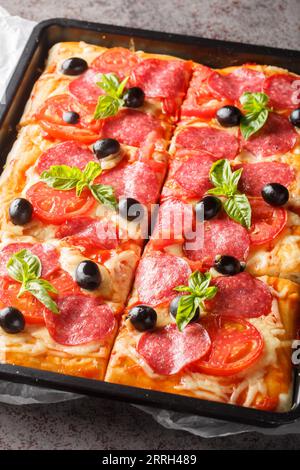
[{"left": 0, "top": 40, "right": 300, "bottom": 413}]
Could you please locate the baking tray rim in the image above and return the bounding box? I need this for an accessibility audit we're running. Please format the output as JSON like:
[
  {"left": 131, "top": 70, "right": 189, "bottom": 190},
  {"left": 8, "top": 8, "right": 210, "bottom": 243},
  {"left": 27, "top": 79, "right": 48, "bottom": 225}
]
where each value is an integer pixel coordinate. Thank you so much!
[{"left": 0, "top": 17, "right": 300, "bottom": 428}]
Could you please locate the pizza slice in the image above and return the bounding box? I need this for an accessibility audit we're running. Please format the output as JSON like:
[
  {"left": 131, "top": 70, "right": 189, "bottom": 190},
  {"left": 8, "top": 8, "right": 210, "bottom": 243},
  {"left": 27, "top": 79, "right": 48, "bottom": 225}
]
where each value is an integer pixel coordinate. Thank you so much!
[
  {"left": 106, "top": 248, "right": 299, "bottom": 411},
  {"left": 158, "top": 167, "right": 300, "bottom": 283},
  {"left": 181, "top": 63, "right": 300, "bottom": 120},
  {"left": 0, "top": 124, "right": 167, "bottom": 249},
  {"left": 0, "top": 237, "right": 140, "bottom": 379},
  {"left": 20, "top": 42, "right": 193, "bottom": 151}
]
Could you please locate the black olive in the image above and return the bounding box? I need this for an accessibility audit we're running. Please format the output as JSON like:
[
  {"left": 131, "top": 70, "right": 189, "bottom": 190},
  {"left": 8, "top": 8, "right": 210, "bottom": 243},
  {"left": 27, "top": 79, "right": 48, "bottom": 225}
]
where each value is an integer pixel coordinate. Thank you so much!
[
  {"left": 93, "top": 138, "right": 120, "bottom": 159},
  {"left": 169, "top": 296, "right": 200, "bottom": 322},
  {"left": 0, "top": 307, "right": 25, "bottom": 334},
  {"left": 195, "top": 196, "right": 222, "bottom": 221},
  {"left": 60, "top": 57, "right": 88, "bottom": 76},
  {"left": 119, "top": 197, "right": 145, "bottom": 222},
  {"left": 289, "top": 108, "right": 300, "bottom": 128},
  {"left": 62, "top": 111, "right": 80, "bottom": 124},
  {"left": 214, "top": 255, "right": 242, "bottom": 275},
  {"left": 216, "top": 105, "right": 243, "bottom": 127},
  {"left": 9, "top": 198, "right": 33, "bottom": 226},
  {"left": 128, "top": 305, "right": 157, "bottom": 331},
  {"left": 261, "top": 183, "right": 289, "bottom": 206},
  {"left": 75, "top": 260, "right": 101, "bottom": 291},
  {"left": 123, "top": 87, "right": 145, "bottom": 108}
]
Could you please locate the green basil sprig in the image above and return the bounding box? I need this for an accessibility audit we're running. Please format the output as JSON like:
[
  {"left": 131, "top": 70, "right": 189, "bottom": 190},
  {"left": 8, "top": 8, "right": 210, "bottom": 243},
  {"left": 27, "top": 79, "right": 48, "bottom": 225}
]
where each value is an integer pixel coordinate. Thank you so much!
[
  {"left": 6, "top": 249, "right": 59, "bottom": 314},
  {"left": 240, "top": 92, "right": 271, "bottom": 140},
  {"left": 207, "top": 159, "right": 251, "bottom": 229},
  {"left": 94, "top": 73, "right": 129, "bottom": 119},
  {"left": 40, "top": 161, "right": 117, "bottom": 209},
  {"left": 174, "top": 271, "right": 217, "bottom": 331}
]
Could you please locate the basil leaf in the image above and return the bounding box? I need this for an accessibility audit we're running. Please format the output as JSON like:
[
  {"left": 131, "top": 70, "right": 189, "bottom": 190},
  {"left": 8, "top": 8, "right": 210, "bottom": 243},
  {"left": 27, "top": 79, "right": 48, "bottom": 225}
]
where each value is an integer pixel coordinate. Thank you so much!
[
  {"left": 6, "top": 254, "right": 26, "bottom": 283},
  {"left": 206, "top": 187, "right": 227, "bottom": 197},
  {"left": 230, "top": 167, "right": 243, "bottom": 189},
  {"left": 76, "top": 179, "right": 88, "bottom": 197},
  {"left": 208, "top": 159, "right": 242, "bottom": 197},
  {"left": 173, "top": 270, "right": 218, "bottom": 331},
  {"left": 223, "top": 194, "right": 252, "bottom": 229},
  {"left": 94, "top": 95, "right": 123, "bottom": 120},
  {"left": 117, "top": 76, "right": 130, "bottom": 97},
  {"left": 82, "top": 162, "right": 102, "bottom": 183},
  {"left": 94, "top": 73, "right": 129, "bottom": 119},
  {"left": 188, "top": 271, "right": 205, "bottom": 291},
  {"left": 25, "top": 279, "right": 59, "bottom": 314},
  {"left": 35, "top": 278, "right": 58, "bottom": 294},
  {"left": 204, "top": 286, "right": 218, "bottom": 300},
  {"left": 6, "top": 249, "right": 41, "bottom": 282},
  {"left": 97, "top": 73, "right": 120, "bottom": 96},
  {"left": 209, "top": 159, "right": 232, "bottom": 188},
  {"left": 40, "top": 165, "right": 81, "bottom": 190},
  {"left": 176, "top": 295, "right": 198, "bottom": 332},
  {"left": 240, "top": 92, "right": 269, "bottom": 113},
  {"left": 240, "top": 109, "right": 269, "bottom": 140},
  {"left": 90, "top": 183, "right": 118, "bottom": 208},
  {"left": 174, "top": 285, "right": 193, "bottom": 293},
  {"left": 6, "top": 250, "right": 59, "bottom": 314},
  {"left": 19, "top": 249, "right": 41, "bottom": 279}
]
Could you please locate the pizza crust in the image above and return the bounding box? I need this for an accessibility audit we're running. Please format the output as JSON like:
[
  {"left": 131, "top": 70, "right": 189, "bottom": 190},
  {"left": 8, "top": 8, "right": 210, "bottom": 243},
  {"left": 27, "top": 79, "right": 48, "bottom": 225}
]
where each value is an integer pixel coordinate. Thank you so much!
[{"left": 105, "top": 276, "right": 299, "bottom": 411}]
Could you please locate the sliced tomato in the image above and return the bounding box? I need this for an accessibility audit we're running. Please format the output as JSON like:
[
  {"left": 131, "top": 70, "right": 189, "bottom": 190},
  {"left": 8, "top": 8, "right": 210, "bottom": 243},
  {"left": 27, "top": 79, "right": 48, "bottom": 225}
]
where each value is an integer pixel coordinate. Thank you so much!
[
  {"left": 0, "top": 279, "right": 45, "bottom": 325},
  {"left": 27, "top": 182, "right": 95, "bottom": 225},
  {"left": 0, "top": 270, "right": 80, "bottom": 325},
  {"left": 36, "top": 95, "right": 99, "bottom": 144},
  {"left": 48, "top": 270, "right": 80, "bottom": 296},
  {"left": 39, "top": 120, "right": 99, "bottom": 144},
  {"left": 249, "top": 198, "right": 287, "bottom": 245},
  {"left": 91, "top": 47, "right": 138, "bottom": 77},
  {"left": 192, "top": 315, "right": 264, "bottom": 376}
]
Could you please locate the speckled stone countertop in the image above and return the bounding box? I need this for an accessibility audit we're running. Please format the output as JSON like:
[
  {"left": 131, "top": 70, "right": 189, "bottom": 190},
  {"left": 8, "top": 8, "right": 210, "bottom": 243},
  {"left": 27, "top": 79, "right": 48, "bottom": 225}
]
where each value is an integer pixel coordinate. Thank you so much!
[{"left": 0, "top": 0, "right": 300, "bottom": 451}]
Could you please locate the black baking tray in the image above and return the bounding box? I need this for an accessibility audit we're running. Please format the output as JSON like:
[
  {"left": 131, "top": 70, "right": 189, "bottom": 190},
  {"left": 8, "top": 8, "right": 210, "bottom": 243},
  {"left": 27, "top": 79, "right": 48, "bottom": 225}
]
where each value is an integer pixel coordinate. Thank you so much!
[{"left": 0, "top": 18, "right": 300, "bottom": 428}]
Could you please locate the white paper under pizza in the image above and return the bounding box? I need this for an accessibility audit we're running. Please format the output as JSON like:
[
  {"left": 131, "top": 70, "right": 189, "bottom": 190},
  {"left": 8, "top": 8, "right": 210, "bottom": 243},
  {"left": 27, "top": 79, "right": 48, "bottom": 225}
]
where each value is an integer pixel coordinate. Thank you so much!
[{"left": 0, "top": 6, "right": 299, "bottom": 438}]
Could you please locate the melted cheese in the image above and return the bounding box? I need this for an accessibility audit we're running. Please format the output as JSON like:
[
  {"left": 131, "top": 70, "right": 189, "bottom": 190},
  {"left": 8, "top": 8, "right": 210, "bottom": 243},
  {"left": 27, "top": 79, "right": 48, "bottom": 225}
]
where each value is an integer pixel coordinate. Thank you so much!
[
  {"left": 119, "top": 298, "right": 290, "bottom": 410},
  {"left": 59, "top": 246, "right": 113, "bottom": 299},
  {"left": 2, "top": 325, "right": 106, "bottom": 357}
]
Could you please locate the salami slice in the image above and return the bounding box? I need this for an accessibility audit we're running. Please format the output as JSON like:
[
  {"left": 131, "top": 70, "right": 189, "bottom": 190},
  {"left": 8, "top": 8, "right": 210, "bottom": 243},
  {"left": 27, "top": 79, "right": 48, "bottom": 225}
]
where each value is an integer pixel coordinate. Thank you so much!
[
  {"left": 98, "top": 160, "right": 161, "bottom": 205},
  {"left": 242, "top": 113, "right": 298, "bottom": 157},
  {"left": 175, "top": 126, "right": 239, "bottom": 160},
  {"left": 206, "top": 272, "right": 272, "bottom": 318},
  {"left": 137, "top": 323, "right": 211, "bottom": 375},
  {"left": 0, "top": 243, "right": 60, "bottom": 279},
  {"left": 238, "top": 162, "right": 295, "bottom": 196},
  {"left": 97, "top": 161, "right": 127, "bottom": 198},
  {"left": 135, "top": 253, "right": 191, "bottom": 306},
  {"left": 264, "top": 74, "right": 300, "bottom": 110},
  {"left": 44, "top": 295, "right": 116, "bottom": 346},
  {"left": 151, "top": 199, "right": 193, "bottom": 248},
  {"left": 207, "top": 67, "right": 265, "bottom": 101},
  {"left": 184, "top": 218, "right": 250, "bottom": 266},
  {"left": 131, "top": 58, "right": 191, "bottom": 99},
  {"left": 69, "top": 69, "right": 104, "bottom": 110},
  {"left": 36, "top": 141, "right": 95, "bottom": 174},
  {"left": 100, "top": 109, "right": 164, "bottom": 148},
  {"left": 172, "top": 151, "right": 214, "bottom": 198},
  {"left": 55, "top": 217, "right": 119, "bottom": 249},
  {"left": 124, "top": 161, "right": 161, "bottom": 204}
]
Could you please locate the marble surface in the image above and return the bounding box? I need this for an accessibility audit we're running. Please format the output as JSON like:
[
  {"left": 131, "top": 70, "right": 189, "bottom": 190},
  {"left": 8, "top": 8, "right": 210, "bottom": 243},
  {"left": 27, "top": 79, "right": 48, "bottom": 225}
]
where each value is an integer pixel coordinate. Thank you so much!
[{"left": 0, "top": 0, "right": 300, "bottom": 450}]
